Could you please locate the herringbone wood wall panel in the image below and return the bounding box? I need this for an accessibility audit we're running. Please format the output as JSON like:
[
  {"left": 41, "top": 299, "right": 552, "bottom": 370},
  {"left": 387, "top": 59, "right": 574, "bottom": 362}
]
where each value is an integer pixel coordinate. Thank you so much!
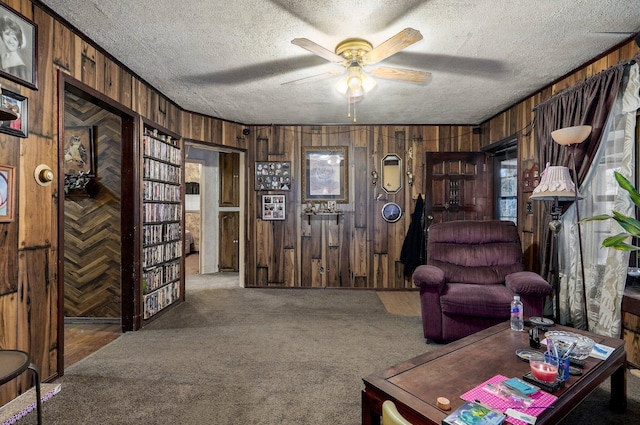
[{"left": 63, "top": 93, "right": 122, "bottom": 318}]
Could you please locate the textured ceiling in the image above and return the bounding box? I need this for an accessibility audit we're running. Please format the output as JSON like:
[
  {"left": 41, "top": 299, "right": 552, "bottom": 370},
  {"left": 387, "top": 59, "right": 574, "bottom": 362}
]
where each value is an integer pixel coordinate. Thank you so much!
[{"left": 40, "top": 0, "right": 640, "bottom": 125}]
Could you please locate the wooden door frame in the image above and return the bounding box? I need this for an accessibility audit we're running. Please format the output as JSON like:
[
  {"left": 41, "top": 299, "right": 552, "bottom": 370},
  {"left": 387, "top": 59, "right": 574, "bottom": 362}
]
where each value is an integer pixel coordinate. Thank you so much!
[
  {"left": 56, "top": 72, "right": 140, "bottom": 375},
  {"left": 481, "top": 135, "right": 518, "bottom": 221},
  {"left": 183, "top": 141, "right": 246, "bottom": 285},
  {"left": 185, "top": 158, "right": 204, "bottom": 271}
]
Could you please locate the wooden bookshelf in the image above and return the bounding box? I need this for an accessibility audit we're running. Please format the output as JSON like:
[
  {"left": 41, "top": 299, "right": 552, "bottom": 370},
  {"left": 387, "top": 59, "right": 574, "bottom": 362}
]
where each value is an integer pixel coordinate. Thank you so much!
[{"left": 141, "top": 123, "right": 184, "bottom": 321}]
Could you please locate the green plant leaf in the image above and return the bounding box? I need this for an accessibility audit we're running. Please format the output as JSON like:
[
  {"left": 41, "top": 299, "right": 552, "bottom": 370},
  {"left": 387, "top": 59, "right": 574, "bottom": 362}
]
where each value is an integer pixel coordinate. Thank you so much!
[
  {"left": 601, "top": 240, "right": 640, "bottom": 251},
  {"left": 581, "top": 214, "right": 612, "bottom": 222},
  {"left": 602, "top": 233, "right": 632, "bottom": 246},
  {"left": 614, "top": 171, "right": 640, "bottom": 208},
  {"left": 611, "top": 210, "right": 640, "bottom": 236}
]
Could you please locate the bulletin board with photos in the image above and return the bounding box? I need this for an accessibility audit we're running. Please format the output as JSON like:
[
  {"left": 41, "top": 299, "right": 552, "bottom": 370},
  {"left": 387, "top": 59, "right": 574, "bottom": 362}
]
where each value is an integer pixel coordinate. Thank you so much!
[
  {"left": 262, "top": 195, "right": 286, "bottom": 220},
  {"left": 255, "top": 161, "right": 291, "bottom": 191}
]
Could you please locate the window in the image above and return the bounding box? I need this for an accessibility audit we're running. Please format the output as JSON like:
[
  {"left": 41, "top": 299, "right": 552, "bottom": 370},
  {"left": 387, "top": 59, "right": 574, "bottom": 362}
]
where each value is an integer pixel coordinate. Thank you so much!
[{"left": 482, "top": 137, "right": 518, "bottom": 224}]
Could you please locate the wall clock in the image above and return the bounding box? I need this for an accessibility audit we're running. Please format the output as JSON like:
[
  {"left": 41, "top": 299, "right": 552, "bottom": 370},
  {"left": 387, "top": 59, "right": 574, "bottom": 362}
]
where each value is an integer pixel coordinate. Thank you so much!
[{"left": 381, "top": 202, "right": 402, "bottom": 223}]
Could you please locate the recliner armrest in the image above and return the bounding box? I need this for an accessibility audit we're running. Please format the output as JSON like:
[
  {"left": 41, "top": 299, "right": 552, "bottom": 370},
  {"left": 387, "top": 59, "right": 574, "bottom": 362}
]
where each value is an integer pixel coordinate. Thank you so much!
[
  {"left": 505, "top": 271, "right": 553, "bottom": 296},
  {"left": 412, "top": 265, "right": 445, "bottom": 288}
]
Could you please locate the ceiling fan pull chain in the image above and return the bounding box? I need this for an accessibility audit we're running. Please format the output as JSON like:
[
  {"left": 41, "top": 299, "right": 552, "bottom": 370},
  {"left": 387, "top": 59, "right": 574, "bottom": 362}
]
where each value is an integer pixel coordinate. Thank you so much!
[{"left": 353, "top": 96, "right": 357, "bottom": 123}]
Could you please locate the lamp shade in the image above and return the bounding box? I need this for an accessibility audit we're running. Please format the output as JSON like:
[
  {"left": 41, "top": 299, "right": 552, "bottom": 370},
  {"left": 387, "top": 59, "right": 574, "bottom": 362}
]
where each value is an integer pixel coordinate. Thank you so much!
[
  {"left": 530, "top": 165, "right": 582, "bottom": 200},
  {"left": 551, "top": 125, "right": 592, "bottom": 145}
]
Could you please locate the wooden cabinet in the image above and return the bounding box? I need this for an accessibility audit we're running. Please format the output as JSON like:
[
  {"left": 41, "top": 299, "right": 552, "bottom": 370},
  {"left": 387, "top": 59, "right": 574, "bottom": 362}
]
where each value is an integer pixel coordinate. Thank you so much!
[
  {"left": 219, "top": 152, "right": 239, "bottom": 207},
  {"left": 219, "top": 211, "right": 239, "bottom": 271},
  {"left": 141, "top": 123, "right": 184, "bottom": 321}
]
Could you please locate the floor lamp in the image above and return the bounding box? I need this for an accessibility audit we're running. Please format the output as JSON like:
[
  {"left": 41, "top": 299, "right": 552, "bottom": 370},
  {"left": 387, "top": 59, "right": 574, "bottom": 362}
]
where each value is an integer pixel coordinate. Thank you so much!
[
  {"left": 530, "top": 165, "right": 581, "bottom": 321},
  {"left": 552, "top": 125, "right": 591, "bottom": 329},
  {"left": 531, "top": 125, "right": 591, "bottom": 326}
]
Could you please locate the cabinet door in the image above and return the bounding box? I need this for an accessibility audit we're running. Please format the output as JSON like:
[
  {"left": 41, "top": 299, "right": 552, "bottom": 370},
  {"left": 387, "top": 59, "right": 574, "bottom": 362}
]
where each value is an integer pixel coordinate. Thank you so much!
[
  {"left": 219, "top": 152, "right": 239, "bottom": 207},
  {"left": 219, "top": 211, "right": 239, "bottom": 271}
]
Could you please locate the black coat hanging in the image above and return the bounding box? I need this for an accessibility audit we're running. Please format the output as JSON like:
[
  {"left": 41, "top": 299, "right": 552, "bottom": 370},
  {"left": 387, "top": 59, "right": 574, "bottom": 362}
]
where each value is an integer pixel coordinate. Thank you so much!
[{"left": 400, "top": 194, "right": 426, "bottom": 278}]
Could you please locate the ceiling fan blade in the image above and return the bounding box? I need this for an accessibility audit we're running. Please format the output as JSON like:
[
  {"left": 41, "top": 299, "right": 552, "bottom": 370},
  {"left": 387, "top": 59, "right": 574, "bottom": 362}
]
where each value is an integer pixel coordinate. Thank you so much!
[
  {"left": 369, "top": 67, "right": 431, "bottom": 84},
  {"left": 363, "top": 28, "right": 423, "bottom": 65},
  {"left": 291, "top": 38, "right": 345, "bottom": 64},
  {"left": 281, "top": 70, "right": 345, "bottom": 86}
]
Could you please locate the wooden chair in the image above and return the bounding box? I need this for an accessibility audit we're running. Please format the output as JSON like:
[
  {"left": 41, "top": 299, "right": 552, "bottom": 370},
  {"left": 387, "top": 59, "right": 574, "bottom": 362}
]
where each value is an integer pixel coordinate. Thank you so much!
[{"left": 382, "top": 400, "right": 413, "bottom": 425}]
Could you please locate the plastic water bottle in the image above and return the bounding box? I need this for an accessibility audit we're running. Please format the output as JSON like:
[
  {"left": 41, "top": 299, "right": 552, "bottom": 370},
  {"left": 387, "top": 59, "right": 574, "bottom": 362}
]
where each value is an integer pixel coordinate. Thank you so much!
[{"left": 510, "top": 295, "right": 524, "bottom": 331}]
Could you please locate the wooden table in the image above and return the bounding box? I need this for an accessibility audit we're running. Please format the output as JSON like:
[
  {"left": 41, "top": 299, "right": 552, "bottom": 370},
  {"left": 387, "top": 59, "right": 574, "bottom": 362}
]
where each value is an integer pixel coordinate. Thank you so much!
[
  {"left": 622, "top": 285, "right": 640, "bottom": 367},
  {"left": 362, "top": 322, "right": 626, "bottom": 425}
]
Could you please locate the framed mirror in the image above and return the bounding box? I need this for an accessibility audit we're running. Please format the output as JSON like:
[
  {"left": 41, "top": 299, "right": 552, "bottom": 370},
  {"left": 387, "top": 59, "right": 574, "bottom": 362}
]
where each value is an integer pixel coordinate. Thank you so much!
[{"left": 381, "top": 153, "right": 402, "bottom": 193}]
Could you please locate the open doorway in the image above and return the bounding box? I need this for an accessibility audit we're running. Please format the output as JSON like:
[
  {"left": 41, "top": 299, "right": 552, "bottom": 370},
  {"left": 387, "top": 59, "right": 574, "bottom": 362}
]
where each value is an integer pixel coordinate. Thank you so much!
[
  {"left": 184, "top": 142, "right": 245, "bottom": 287},
  {"left": 58, "top": 75, "right": 138, "bottom": 371}
]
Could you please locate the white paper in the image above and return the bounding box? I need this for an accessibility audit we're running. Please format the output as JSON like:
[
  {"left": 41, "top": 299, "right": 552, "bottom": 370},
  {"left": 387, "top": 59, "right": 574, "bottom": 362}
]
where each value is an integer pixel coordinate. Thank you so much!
[
  {"left": 590, "top": 343, "right": 615, "bottom": 360},
  {"left": 505, "top": 408, "right": 537, "bottom": 424}
]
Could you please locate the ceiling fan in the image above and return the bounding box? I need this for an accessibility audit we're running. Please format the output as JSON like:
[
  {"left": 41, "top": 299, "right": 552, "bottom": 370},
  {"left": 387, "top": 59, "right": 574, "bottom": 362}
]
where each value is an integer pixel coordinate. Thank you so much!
[{"left": 283, "top": 28, "right": 431, "bottom": 121}]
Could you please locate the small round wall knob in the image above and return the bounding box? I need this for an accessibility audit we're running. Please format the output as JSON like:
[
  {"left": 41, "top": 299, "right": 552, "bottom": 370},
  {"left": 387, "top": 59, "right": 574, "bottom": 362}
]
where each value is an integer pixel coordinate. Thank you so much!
[{"left": 34, "top": 164, "right": 53, "bottom": 186}]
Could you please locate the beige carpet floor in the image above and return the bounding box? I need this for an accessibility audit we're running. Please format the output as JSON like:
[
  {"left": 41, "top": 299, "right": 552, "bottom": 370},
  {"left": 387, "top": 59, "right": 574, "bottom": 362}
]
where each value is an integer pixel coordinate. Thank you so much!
[{"left": 12, "top": 279, "right": 640, "bottom": 424}]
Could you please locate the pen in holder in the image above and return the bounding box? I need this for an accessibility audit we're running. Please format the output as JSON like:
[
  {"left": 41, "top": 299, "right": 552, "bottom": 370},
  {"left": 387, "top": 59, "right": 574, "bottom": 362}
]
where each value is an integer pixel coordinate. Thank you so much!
[{"left": 545, "top": 339, "right": 571, "bottom": 382}]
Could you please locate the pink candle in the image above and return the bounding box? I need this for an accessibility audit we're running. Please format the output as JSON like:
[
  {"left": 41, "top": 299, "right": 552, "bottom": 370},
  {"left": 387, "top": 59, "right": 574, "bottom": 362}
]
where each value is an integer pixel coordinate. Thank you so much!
[{"left": 531, "top": 361, "right": 558, "bottom": 382}]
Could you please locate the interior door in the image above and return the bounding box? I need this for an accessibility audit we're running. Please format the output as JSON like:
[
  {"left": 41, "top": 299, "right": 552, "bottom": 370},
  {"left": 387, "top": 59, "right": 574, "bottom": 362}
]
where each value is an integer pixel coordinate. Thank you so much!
[
  {"left": 424, "top": 152, "right": 491, "bottom": 225},
  {"left": 219, "top": 211, "right": 239, "bottom": 271},
  {"left": 219, "top": 152, "right": 239, "bottom": 207}
]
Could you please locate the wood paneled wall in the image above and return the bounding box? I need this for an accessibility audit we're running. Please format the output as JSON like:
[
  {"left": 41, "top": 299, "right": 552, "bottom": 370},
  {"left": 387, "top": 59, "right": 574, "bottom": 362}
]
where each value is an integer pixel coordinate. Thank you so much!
[
  {"left": 0, "top": 0, "right": 638, "bottom": 407},
  {"left": 244, "top": 125, "right": 478, "bottom": 288}
]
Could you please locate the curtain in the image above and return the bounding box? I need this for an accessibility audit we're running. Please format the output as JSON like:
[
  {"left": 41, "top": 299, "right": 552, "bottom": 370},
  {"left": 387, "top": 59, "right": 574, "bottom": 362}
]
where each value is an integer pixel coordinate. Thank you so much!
[
  {"left": 532, "top": 64, "right": 626, "bottom": 317},
  {"left": 559, "top": 63, "right": 639, "bottom": 335}
]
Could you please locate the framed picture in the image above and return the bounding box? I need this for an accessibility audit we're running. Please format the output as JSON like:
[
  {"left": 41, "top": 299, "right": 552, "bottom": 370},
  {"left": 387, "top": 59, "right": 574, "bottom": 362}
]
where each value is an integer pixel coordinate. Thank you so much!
[
  {"left": 0, "top": 3, "right": 38, "bottom": 89},
  {"left": 0, "top": 88, "right": 27, "bottom": 137},
  {"left": 0, "top": 164, "right": 15, "bottom": 222},
  {"left": 302, "top": 146, "right": 348, "bottom": 203},
  {"left": 64, "top": 126, "right": 97, "bottom": 176},
  {"left": 255, "top": 161, "right": 291, "bottom": 191},
  {"left": 262, "top": 194, "right": 285, "bottom": 220}
]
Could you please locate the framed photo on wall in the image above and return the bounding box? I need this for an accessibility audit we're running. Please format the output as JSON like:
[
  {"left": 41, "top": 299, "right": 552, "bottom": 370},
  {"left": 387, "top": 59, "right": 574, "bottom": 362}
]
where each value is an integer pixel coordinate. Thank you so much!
[
  {"left": 255, "top": 161, "right": 291, "bottom": 191},
  {"left": 0, "top": 164, "right": 15, "bottom": 222},
  {"left": 0, "top": 88, "right": 27, "bottom": 137},
  {"left": 64, "top": 126, "right": 97, "bottom": 176},
  {"left": 262, "top": 194, "right": 285, "bottom": 220},
  {"left": 301, "top": 146, "right": 348, "bottom": 203},
  {"left": 0, "top": 3, "right": 38, "bottom": 90}
]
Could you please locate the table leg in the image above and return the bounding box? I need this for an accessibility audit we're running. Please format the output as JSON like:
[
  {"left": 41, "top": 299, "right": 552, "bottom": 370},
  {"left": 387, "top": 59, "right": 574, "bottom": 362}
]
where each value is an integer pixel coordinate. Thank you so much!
[
  {"left": 362, "top": 390, "right": 381, "bottom": 425},
  {"left": 609, "top": 362, "right": 627, "bottom": 413}
]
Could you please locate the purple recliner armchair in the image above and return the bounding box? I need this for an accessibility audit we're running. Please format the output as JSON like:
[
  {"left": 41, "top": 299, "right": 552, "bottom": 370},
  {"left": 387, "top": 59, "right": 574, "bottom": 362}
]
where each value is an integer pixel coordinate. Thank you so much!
[{"left": 412, "top": 220, "right": 552, "bottom": 343}]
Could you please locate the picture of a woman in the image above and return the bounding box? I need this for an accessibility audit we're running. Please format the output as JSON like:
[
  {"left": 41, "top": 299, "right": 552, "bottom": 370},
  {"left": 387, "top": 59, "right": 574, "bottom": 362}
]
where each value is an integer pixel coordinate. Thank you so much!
[{"left": 0, "top": 15, "right": 28, "bottom": 80}]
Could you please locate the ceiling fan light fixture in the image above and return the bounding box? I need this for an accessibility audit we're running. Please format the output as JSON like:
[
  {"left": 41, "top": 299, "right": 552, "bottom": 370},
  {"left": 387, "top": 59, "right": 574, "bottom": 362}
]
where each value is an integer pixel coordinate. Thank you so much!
[
  {"left": 349, "top": 86, "right": 364, "bottom": 98},
  {"left": 361, "top": 73, "right": 376, "bottom": 92},
  {"left": 335, "top": 77, "right": 348, "bottom": 95},
  {"left": 347, "top": 66, "right": 362, "bottom": 90}
]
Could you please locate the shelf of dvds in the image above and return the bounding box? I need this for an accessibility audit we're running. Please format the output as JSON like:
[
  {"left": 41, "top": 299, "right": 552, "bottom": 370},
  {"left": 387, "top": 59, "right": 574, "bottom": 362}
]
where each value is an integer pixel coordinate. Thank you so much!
[{"left": 141, "top": 124, "right": 184, "bottom": 321}]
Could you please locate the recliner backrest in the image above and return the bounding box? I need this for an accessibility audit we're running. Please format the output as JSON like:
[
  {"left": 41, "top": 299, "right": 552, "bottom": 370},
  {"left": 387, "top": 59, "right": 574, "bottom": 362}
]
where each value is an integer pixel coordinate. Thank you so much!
[{"left": 427, "top": 220, "right": 524, "bottom": 285}]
